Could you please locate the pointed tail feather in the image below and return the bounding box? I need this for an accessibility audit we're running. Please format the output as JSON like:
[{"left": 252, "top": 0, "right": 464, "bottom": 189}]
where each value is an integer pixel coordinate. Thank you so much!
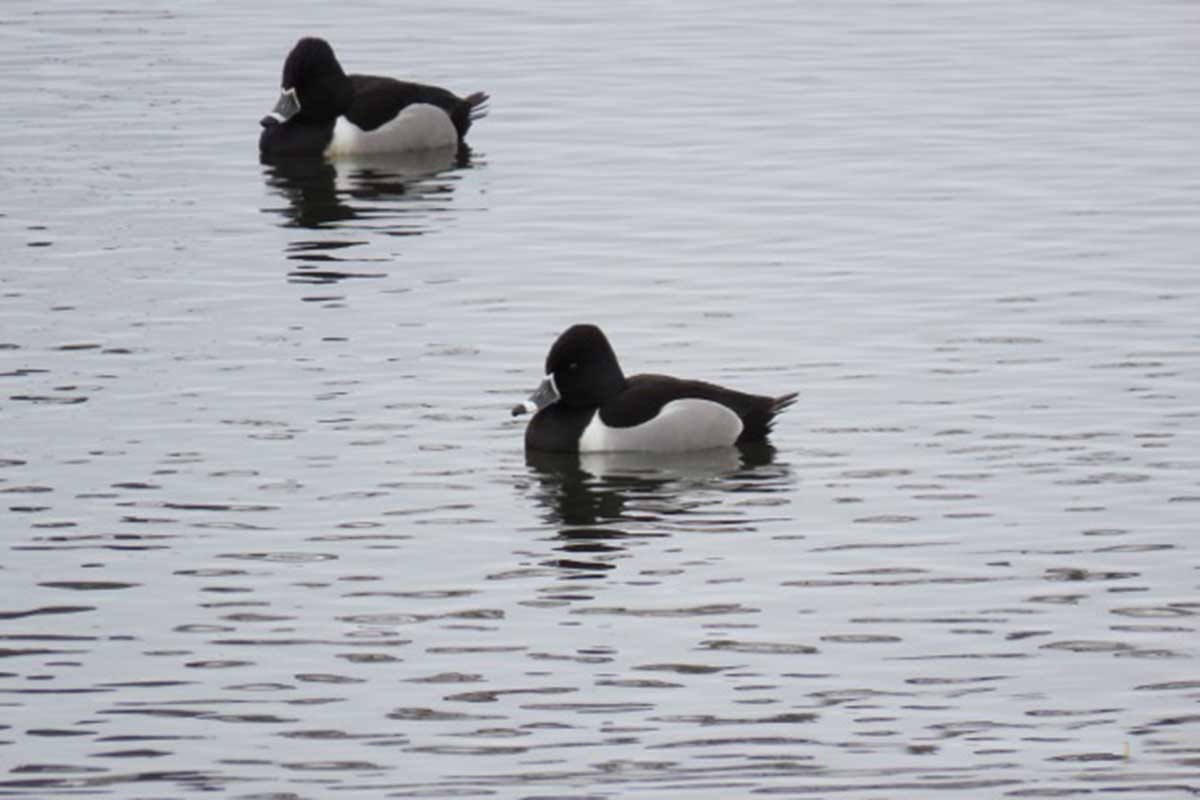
[
  {"left": 763, "top": 392, "right": 798, "bottom": 436},
  {"left": 771, "top": 392, "right": 799, "bottom": 416},
  {"left": 465, "top": 91, "right": 489, "bottom": 120},
  {"left": 736, "top": 390, "right": 798, "bottom": 443}
]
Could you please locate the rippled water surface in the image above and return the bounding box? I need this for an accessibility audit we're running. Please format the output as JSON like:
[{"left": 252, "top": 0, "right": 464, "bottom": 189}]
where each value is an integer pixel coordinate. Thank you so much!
[{"left": 2, "top": 2, "right": 1199, "bottom": 797}]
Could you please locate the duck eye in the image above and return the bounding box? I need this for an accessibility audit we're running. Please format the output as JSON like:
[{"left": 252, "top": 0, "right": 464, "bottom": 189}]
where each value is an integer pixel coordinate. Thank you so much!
[{"left": 568, "top": 362, "right": 579, "bottom": 370}]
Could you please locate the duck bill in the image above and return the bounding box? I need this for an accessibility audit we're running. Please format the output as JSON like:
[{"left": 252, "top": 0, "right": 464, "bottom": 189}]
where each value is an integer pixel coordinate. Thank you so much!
[
  {"left": 261, "top": 87, "right": 301, "bottom": 127},
  {"left": 511, "top": 374, "right": 559, "bottom": 417}
]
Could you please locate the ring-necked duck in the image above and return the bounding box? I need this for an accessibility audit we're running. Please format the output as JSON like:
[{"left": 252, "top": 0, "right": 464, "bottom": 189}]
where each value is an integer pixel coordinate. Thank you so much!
[
  {"left": 513, "top": 324, "right": 798, "bottom": 453},
  {"left": 259, "top": 37, "right": 488, "bottom": 158}
]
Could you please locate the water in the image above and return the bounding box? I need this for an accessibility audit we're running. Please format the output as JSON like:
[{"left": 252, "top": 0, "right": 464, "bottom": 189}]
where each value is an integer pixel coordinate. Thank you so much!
[{"left": 2, "top": 1, "right": 1199, "bottom": 797}]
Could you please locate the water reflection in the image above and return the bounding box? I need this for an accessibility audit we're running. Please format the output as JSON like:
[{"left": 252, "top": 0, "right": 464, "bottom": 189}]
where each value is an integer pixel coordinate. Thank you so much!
[
  {"left": 523, "top": 445, "right": 792, "bottom": 531},
  {"left": 260, "top": 148, "right": 472, "bottom": 283},
  {"left": 510, "top": 446, "right": 795, "bottom": 603}
]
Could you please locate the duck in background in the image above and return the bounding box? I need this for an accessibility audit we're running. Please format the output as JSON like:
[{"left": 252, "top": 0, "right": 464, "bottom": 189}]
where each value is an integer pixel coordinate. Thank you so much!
[{"left": 259, "top": 37, "right": 488, "bottom": 159}]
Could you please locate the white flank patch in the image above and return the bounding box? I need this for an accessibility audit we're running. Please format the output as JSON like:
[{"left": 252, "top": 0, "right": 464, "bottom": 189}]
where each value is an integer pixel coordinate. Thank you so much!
[
  {"left": 325, "top": 103, "right": 457, "bottom": 157},
  {"left": 578, "top": 398, "right": 743, "bottom": 453}
]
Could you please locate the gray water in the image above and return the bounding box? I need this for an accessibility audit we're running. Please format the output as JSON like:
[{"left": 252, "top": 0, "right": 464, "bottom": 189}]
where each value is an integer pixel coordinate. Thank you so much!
[{"left": 2, "top": 1, "right": 1199, "bottom": 797}]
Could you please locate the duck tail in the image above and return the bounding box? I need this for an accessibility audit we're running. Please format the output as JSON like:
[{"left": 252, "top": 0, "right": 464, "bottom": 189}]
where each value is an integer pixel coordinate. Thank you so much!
[
  {"left": 771, "top": 392, "right": 799, "bottom": 418},
  {"left": 465, "top": 91, "right": 490, "bottom": 120},
  {"left": 736, "top": 391, "right": 798, "bottom": 443},
  {"left": 763, "top": 392, "right": 798, "bottom": 435}
]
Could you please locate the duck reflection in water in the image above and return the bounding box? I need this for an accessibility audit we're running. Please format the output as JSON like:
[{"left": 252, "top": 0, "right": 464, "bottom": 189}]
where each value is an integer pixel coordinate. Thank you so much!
[
  {"left": 261, "top": 149, "right": 473, "bottom": 283},
  {"left": 521, "top": 444, "right": 789, "bottom": 574},
  {"left": 261, "top": 147, "right": 469, "bottom": 229}
]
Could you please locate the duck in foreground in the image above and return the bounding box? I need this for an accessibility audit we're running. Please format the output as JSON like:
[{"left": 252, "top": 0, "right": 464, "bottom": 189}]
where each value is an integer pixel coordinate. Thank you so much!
[
  {"left": 513, "top": 324, "right": 798, "bottom": 453},
  {"left": 259, "top": 37, "right": 488, "bottom": 159}
]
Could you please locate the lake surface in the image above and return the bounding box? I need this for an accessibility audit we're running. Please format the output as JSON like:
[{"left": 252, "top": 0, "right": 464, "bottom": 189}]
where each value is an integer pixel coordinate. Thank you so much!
[{"left": 2, "top": 1, "right": 1199, "bottom": 797}]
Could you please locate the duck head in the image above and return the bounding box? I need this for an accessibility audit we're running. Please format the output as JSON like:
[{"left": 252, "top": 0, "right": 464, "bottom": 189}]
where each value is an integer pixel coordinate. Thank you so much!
[
  {"left": 260, "top": 37, "right": 352, "bottom": 129},
  {"left": 513, "top": 324, "right": 627, "bottom": 416}
]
